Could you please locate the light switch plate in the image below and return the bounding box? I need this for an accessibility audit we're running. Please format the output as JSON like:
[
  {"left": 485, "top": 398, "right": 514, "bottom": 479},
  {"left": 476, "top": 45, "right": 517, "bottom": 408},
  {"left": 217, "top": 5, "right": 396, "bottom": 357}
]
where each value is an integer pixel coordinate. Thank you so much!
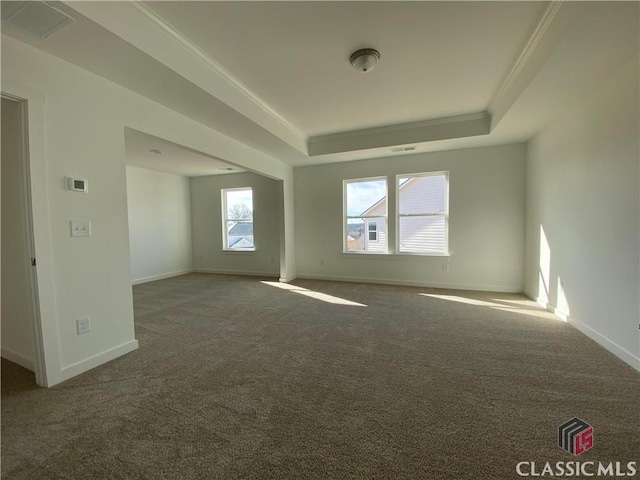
[{"left": 70, "top": 220, "right": 91, "bottom": 237}]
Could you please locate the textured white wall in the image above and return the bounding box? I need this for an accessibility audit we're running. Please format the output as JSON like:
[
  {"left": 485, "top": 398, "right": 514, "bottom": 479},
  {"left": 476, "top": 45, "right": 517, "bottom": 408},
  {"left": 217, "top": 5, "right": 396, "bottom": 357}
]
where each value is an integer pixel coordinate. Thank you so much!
[
  {"left": 191, "top": 172, "right": 281, "bottom": 277},
  {"left": 126, "top": 166, "right": 192, "bottom": 284},
  {"left": 1, "top": 98, "right": 35, "bottom": 370},
  {"left": 525, "top": 55, "right": 639, "bottom": 369},
  {"left": 295, "top": 143, "right": 527, "bottom": 292}
]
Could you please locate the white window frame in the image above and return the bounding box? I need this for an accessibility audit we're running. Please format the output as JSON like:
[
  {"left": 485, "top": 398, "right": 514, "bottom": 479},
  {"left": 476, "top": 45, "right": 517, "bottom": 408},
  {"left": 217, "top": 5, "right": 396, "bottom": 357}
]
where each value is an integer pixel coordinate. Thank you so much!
[
  {"left": 221, "top": 186, "right": 255, "bottom": 251},
  {"left": 343, "top": 176, "right": 388, "bottom": 254},
  {"left": 396, "top": 171, "right": 449, "bottom": 256}
]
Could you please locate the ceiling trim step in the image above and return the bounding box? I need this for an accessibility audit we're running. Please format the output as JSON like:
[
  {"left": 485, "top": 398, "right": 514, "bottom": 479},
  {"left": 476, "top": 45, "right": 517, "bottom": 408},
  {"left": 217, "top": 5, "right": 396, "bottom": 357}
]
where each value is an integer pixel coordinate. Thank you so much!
[
  {"left": 63, "top": 0, "right": 309, "bottom": 154},
  {"left": 488, "top": 1, "right": 575, "bottom": 130},
  {"left": 308, "top": 112, "right": 490, "bottom": 157}
]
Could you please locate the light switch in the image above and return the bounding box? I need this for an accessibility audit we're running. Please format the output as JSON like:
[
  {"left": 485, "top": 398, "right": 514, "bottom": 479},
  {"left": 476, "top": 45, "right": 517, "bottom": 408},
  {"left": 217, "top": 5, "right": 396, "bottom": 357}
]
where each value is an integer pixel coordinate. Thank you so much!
[{"left": 70, "top": 220, "right": 91, "bottom": 237}]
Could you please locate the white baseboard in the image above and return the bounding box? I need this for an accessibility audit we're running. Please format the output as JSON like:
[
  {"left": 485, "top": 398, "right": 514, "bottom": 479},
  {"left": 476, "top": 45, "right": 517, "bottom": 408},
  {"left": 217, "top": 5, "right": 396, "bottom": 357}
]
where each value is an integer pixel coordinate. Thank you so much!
[
  {"left": 535, "top": 296, "right": 570, "bottom": 322},
  {"left": 532, "top": 297, "right": 640, "bottom": 372},
  {"left": 132, "top": 269, "right": 194, "bottom": 285},
  {"left": 58, "top": 339, "right": 139, "bottom": 383},
  {"left": 295, "top": 274, "right": 522, "bottom": 293},
  {"left": 568, "top": 316, "right": 640, "bottom": 371},
  {"left": 194, "top": 268, "right": 279, "bottom": 278},
  {"left": 1, "top": 347, "right": 35, "bottom": 371},
  {"left": 279, "top": 275, "right": 298, "bottom": 283}
]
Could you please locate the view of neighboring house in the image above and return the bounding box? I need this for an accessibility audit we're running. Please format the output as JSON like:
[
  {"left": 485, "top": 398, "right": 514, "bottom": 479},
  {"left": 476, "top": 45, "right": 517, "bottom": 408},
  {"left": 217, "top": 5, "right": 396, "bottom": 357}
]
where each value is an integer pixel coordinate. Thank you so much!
[
  {"left": 358, "top": 196, "right": 387, "bottom": 252},
  {"left": 354, "top": 174, "right": 447, "bottom": 254},
  {"left": 227, "top": 221, "right": 254, "bottom": 249}
]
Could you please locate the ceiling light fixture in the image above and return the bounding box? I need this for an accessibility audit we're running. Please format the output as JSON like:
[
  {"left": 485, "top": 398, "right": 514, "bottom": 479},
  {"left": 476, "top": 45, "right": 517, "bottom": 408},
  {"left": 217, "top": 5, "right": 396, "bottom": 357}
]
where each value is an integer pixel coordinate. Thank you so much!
[{"left": 350, "top": 48, "right": 380, "bottom": 73}]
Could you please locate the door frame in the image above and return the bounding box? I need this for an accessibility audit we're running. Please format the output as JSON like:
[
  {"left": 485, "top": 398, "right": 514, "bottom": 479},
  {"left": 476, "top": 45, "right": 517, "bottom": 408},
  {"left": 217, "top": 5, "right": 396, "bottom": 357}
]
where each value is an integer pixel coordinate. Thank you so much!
[{"left": 2, "top": 81, "right": 61, "bottom": 387}]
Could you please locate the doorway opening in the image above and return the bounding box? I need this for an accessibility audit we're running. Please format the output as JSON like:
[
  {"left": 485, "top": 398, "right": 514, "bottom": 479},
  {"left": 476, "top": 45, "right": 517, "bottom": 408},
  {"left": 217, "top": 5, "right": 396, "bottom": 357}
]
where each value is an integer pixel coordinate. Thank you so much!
[{"left": 1, "top": 95, "right": 44, "bottom": 388}]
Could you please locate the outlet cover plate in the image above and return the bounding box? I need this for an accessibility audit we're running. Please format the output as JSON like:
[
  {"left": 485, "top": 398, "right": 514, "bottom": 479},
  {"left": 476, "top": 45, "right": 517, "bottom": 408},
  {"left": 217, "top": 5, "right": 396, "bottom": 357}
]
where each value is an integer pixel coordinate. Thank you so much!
[{"left": 76, "top": 316, "right": 91, "bottom": 335}]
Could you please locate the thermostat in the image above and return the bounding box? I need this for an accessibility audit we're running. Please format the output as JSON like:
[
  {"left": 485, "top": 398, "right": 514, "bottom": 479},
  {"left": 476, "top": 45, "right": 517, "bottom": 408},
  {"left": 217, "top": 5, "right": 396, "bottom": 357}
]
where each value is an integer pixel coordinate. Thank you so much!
[{"left": 66, "top": 177, "right": 88, "bottom": 193}]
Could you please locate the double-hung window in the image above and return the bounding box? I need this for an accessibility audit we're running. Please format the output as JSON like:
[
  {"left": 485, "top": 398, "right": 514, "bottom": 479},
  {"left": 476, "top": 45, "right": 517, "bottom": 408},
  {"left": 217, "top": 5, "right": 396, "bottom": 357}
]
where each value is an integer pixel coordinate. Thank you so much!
[
  {"left": 344, "top": 177, "right": 388, "bottom": 253},
  {"left": 222, "top": 187, "right": 254, "bottom": 251},
  {"left": 397, "top": 171, "right": 448, "bottom": 254}
]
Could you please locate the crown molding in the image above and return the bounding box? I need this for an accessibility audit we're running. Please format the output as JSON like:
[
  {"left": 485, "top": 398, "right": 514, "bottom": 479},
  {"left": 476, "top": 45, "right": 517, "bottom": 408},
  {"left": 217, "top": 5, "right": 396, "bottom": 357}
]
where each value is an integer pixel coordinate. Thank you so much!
[
  {"left": 126, "top": 1, "right": 307, "bottom": 148},
  {"left": 491, "top": 2, "right": 563, "bottom": 108},
  {"left": 313, "top": 112, "right": 490, "bottom": 142},
  {"left": 308, "top": 112, "right": 490, "bottom": 156},
  {"left": 488, "top": 1, "right": 566, "bottom": 129},
  {"left": 67, "top": 0, "right": 308, "bottom": 153},
  {"left": 58, "top": 1, "right": 563, "bottom": 162}
]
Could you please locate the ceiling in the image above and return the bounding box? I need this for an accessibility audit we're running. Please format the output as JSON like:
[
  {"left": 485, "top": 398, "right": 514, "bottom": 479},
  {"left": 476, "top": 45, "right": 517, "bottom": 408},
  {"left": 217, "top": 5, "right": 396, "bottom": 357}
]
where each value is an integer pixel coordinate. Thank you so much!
[
  {"left": 124, "top": 129, "right": 245, "bottom": 177},
  {"left": 2, "top": 1, "right": 638, "bottom": 175},
  {"left": 143, "top": 1, "right": 546, "bottom": 137}
]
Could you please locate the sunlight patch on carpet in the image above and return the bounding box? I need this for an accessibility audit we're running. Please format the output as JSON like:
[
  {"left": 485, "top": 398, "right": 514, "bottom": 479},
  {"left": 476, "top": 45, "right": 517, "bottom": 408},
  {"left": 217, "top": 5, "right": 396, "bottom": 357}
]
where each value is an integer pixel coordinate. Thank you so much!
[
  {"left": 261, "top": 281, "right": 367, "bottom": 307},
  {"left": 419, "top": 293, "right": 561, "bottom": 320}
]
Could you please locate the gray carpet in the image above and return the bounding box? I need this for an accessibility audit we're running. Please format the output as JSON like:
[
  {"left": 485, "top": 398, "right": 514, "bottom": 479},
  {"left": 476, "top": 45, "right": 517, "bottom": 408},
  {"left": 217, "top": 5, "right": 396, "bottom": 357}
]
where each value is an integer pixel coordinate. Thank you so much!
[{"left": 2, "top": 273, "right": 638, "bottom": 479}]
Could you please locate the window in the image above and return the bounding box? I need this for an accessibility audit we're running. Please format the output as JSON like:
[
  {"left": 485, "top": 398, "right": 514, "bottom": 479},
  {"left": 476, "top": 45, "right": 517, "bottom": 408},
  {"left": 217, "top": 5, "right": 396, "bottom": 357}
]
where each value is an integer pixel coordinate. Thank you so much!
[
  {"left": 368, "top": 222, "right": 378, "bottom": 241},
  {"left": 397, "top": 172, "right": 448, "bottom": 254},
  {"left": 222, "top": 187, "right": 254, "bottom": 250},
  {"left": 344, "top": 178, "right": 387, "bottom": 253}
]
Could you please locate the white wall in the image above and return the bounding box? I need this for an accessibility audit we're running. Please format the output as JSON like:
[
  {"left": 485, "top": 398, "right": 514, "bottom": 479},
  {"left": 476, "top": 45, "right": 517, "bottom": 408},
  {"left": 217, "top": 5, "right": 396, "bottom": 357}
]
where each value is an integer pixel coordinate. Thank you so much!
[
  {"left": 126, "top": 166, "right": 192, "bottom": 284},
  {"left": 1, "top": 35, "right": 292, "bottom": 386},
  {"left": 1, "top": 97, "right": 35, "bottom": 370},
  {"left": 279, "top": 176, "right": 297, "bottom": 282},
  {"left": 525, "top": 55, "right": 639, "bottom": 370},
  {"left": 191, "top": 172, "right": 280, "bottom": 277},
  {"left": 295, "top": 143, "right": 527, "bottom": 292}
]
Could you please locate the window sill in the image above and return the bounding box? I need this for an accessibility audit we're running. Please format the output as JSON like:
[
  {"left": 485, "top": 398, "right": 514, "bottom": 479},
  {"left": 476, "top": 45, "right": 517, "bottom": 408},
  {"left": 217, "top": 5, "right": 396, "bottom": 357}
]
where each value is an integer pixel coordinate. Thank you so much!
[
  {"left": 342, "top": 252, "right": 450, "bottom": 259},
  {"left": 222, "top": 249, "right": 255, "bottom": 254}
]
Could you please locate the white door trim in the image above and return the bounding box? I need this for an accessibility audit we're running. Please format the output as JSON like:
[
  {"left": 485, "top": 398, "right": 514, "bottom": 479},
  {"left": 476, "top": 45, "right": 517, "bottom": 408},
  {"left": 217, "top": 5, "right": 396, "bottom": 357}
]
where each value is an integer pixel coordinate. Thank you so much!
[{"left": 2, "top": 80, "right": 61, "bottom": 387}]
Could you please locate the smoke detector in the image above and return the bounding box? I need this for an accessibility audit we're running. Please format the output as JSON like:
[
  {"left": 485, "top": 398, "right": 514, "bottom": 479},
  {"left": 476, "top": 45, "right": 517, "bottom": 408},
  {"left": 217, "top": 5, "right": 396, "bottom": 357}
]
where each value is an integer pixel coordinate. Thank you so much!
[{"left": 350, "top": 48, "right": 380, "bottom": 73}]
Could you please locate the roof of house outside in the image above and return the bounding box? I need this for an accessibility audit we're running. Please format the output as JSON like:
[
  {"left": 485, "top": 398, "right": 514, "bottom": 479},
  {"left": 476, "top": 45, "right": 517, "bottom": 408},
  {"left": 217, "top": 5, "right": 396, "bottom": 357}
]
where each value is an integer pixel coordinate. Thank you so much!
[
  {"left": 228, "top": 221, "right": 254, "bottom": 236},
  {"left": 228, "top": 237, "right": 254, "bottom": 248},
  {"left": 360, "top": 177, "right": 415, "bottom": 216}
]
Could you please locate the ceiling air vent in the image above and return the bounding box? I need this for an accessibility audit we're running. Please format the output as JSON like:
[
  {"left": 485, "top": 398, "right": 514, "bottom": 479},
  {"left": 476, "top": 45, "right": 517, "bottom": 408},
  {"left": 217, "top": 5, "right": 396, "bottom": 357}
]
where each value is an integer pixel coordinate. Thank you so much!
[
  {"left": 391, "top": 146, "right": 417, "bottom": 153},
  {"left": 1, "top": 1, "right": 74, "bottom": 39}
]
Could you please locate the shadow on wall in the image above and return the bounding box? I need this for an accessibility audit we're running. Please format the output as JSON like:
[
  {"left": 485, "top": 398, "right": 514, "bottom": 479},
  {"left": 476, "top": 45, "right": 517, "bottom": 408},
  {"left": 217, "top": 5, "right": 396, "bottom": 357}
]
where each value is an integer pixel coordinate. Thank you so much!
[{"left": 538, "top": 225, "right": 571, "bottom": 321}]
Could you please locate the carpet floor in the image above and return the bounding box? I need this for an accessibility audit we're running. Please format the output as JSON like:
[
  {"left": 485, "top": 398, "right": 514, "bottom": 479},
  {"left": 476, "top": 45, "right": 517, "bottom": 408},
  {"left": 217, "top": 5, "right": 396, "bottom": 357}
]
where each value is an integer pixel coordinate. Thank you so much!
[{"left": 1, "top": 273, "right": 638, "bottom": 479}]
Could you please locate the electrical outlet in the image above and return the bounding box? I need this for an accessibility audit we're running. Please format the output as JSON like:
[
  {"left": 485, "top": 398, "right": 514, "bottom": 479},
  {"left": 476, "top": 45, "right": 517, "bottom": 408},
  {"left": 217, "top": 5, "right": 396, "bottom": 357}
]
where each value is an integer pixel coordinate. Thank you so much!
[
  {"left": 442, "top": 263, "right": 449, "bottom": 272},
  {"left": 76, "top": 316, "right": 91, "bottom": 335}
]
